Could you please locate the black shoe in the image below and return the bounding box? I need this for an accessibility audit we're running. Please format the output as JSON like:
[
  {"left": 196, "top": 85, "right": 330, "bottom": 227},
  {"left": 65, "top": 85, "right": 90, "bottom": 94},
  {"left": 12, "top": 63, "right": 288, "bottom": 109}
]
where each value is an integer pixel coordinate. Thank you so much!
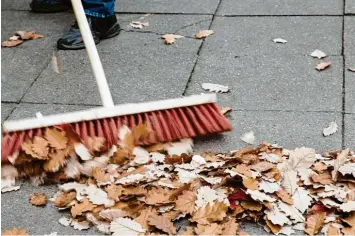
[
  {"left": 57, "top": 15, "right": 120, "bottom": 50},
  {"left": 30, "top": 0, "right": 70, "bottom": 13}
]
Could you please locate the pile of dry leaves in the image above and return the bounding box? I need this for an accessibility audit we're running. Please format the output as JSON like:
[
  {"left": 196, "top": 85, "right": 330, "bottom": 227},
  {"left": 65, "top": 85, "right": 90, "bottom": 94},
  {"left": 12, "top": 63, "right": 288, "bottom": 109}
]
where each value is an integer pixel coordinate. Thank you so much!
[{"left": 1, "top": 125, "right": 355, "bottom": 236}]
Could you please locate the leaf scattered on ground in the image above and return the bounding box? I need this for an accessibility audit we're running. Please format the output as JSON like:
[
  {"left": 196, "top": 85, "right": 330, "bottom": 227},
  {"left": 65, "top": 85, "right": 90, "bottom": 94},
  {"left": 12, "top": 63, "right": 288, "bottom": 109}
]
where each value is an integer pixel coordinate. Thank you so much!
[
  {"left": 196, "top": 30, "right": 215, "bottom": 39},
  {"left": 316, "top": 61, "right": 332, "bottom": 71},
  {"left": 161, "top": 34, "right": 184, "bottom": 45},
  {"left": 201, "top": 83, "right": 229, "bottom": 93}
]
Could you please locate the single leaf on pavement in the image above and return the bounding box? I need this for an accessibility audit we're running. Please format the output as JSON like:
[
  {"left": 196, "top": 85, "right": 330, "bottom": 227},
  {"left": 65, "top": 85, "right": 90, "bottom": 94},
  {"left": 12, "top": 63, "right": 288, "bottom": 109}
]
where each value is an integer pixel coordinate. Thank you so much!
[
  {"left": 2, "top": 39, "right": 24, "bottom": 47},
  {"left": 175, "top": 190, "right": 197, "bottom": 215},
  {"left": 196, "top": 30, "right": 215, "bottom": 39},
  {"left": 311, "top": 49, "right": 327, "bottom": 59},
  {"left": 195, "top": 223, "right": 223, "bottom": 235},
  {"left": 273, "top": 38, "right": 287, "bottom": 43},
  {"left": 148, "top": 215, "right": 176, "bottom": 235},
  {"left": 304, "top": 211, "right": 326, "bottom": 236},
  {"left": 240, "top": 131, "right": 255, "bottom": 144},
  {"left": 220, "top": 106, "right": 232, "bottom": 115},
  {"left": 71, "top": 197, "right": 96, "bottom": 217},
  {"left": 110, "top": 217, "right": 146, "bottom": 235},
  {"left": 323, "top": 121, "right": 338, "bottom": 136},
  {"left": 136, "top": 206, "right": 158, "bottom": 230},
  {"left": 15, "top": 31, "right": 44, "bottom": 40},
  {"left": 161, "top": 34, "right": 184, "bottom": 45},
  {"left": 316, "top": 61, "right": 332, "bottom": 71},
  {"left": 191, "top": 202, "right": 228, "bottom": 224},
  {"left": 30, "top": 193, "right": 47, "bottom": 206},
  {"left": 201, "top": 83, "right": 229, "bottom": 93},
  {"left": 2, "top": 227, "right": 28, "bottom": 236}
]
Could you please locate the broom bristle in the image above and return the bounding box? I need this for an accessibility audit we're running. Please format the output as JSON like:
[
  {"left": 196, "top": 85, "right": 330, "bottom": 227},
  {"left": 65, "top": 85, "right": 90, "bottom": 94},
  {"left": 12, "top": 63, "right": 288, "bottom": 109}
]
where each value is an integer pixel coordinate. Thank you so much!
[{"left": 2, "top": 103, "right": 231, "bottom": 162}]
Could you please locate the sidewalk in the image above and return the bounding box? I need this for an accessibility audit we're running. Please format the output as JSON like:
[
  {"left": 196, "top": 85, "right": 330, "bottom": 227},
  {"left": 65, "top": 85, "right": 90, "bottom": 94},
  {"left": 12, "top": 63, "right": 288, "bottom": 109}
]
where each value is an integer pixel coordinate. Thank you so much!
[{"left": 1, "top": 0, "right": 354, "bottom": 234}]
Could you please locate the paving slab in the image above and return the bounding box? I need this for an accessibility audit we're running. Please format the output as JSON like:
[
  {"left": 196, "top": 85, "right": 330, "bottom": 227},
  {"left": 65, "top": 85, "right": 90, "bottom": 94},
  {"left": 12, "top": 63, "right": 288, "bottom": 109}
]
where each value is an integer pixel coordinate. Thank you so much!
[
  {"left": 193, "top": 110, "right": 342, "bottom": 153},
  {"left": 202, "top": 16, "right": 342, "bottom": 56},
  {"left": 1, "top": 0, "right": 31, "bottom": 11},
  {"left": 7, "top": 103, "right": 97, "bottom": 121},
  {"left": 118, "top": 14, "right": 212, "bottom": 36},
  {"left": 185, "top": 54, "right": 343, "bottom": 112},
  {"left": 346, "top": 0, "right": 355, "bottom": 14},
  {"left": 1, "top": 181, "right": 97, "bottom": 235},
  {"left": 22, "top": 31, "right": 200, "bottom": 105},
  {"left": 345, "top": 16, "right": 355, "bottom": 56},
  {"left": 115, "top": 0, "right": 219, "bottom": 14},
  {"left": 1, "top": 103, "right": 17, "bottom": 121},
  {"left": 1, "top": 11, "right": 74, "bottom": 102},
  {"left": 345, "top": 114, "right": 355, "bottom": 148},
  {"left": 218, "top": 0, "right": 343, "bottom": 16},
  {"left": 345, "top": 56, "right": 355, "bottom": 113}
]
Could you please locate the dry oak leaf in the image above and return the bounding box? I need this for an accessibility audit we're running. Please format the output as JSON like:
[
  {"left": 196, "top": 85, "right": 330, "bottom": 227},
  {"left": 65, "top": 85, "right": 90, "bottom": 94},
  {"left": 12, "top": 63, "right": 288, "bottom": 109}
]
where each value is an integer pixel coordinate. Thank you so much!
[
  {"left": 71, "top": 197, "right": 97, "bottom": 217},
  {"left": 175, "top": 190, "right": 197, "bottom": 215},
  {"left": 92, "top": 167, "right": 110, "bottom": 183},
  {"left": 15, "top": 30, "right": 44, "bottom": 40},
  {"left": 311, "top": 171, "right": 332, "bottom": 185},
  {"left": 316, "top": 61, "right": 332, "bottom": 71},
  {"left": 195, "top": 223, "right": 223, "bottom": 235},
  {"left": 191, "top": 202, "right": 228, "bottom": 224},
  {"left": 281, "top": 170, "right": 298, "bottom": 195},
  {"left": 221, "top": 218, "right": 239, "bottom": 235},
  {"left": 54, "top": 191, "right": 76, "bottom": 208},
  {"left": 86, "top": 136, "right": 105, "bottom": 152},
  {"left": 242, "top": 177, "right": 259, "bottom": 190},
  {"left": 304, "top": 211, "right": 326, "bottom": 236},
  {"left": 196, "top": 30, "right": 215, "bottom": 39},
  {"left": 43, "top": 150, "right": 68, "bottom": 172},
  {"left": 144, "top": 187, "right": 173, "bottom": 205},
  {"left": 22, "top": 137, "right": 49, "bottom": 160},
  {"left": 241, "top": 201, "right": 263, "bottom": 211},
  {"left": 110, "top": 217, "right": 146, "bottom": 235},
  {"left": 265, "top": 218, "right": 282, "bottom": 233},
  {"left": 2, "top": 227, "right": 28, "bottom": 236},
  {"left": 2, "top": 39, "right": 24, "bottom": 47},
  {"left": 278, "top": 147, "right": 316, "bottom": 172},
  {"left": 313, "top": 162, "right": 328, "bottom": 172},
  {"left": 250, "top": 161, "right": 274, "bottom": 172},
  {"left": 132, "top": 123, "right": 151, "bottom": 142},
  {"left": 233, "top": 164, "right": 252, "bottom": 177},
  {"left": 276, "top": 189, "right": 293, "bottom": 205},
  {"left": 161, "top": 34, "right": 184, "bottom": 45},
  {"left": 323, "top": 121, "right": 338, "bottom": 136},
  {"left": 148, "top": 214, "right": 177, "bottom": 235},
  {"left": 136, "top": 206, "right": 158, "bottom": 230},
  {"left": 45, "top": 128, "right": 68, "bottom": 150},
  {"left": 30, "top": 193, "right": 47, "bottom": 206},
  {"left": 220, "top": 106, "right": 232, "bottom": 115},
  {"left": 246, "top": 189, "right": 276, "bottom": 202},
  {"left": 332, "top": 148, "right": 350, "bottom": 181}
]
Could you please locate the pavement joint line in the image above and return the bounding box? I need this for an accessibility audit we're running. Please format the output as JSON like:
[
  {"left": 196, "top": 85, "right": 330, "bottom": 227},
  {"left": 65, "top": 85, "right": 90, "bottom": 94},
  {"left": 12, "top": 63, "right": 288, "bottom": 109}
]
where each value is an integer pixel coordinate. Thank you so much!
[
  {"left": 182, "top": 0, "right": 223, "bottom": 96},
  {"left": 341, "top": 0, "right": 346, "bottom": 149},
  {"left": 215, "top": 14, "right": 345, "bottom": 17},
  {"left": 120, "top": 29, "right": 196, "bottom": 39},
  {"left": 2, "top": 101, "right": 101, "bottom": 107},
  {"left": 173, "top": 19, "right": 212, "bottom": 34}
]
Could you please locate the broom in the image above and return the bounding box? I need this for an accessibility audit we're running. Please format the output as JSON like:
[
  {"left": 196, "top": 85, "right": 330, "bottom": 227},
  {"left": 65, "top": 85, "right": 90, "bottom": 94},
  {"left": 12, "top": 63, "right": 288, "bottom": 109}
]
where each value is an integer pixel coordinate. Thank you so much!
[{"left": 1, "top": 0, "right": 232, "bottom": 163}]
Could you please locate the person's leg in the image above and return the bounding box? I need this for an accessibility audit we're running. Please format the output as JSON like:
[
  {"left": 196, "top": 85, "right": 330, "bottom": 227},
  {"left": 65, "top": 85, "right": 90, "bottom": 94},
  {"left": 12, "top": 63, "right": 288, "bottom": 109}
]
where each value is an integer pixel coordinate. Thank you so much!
[{"left": 57, "top": 0, "right": 120, "bottom": 50}]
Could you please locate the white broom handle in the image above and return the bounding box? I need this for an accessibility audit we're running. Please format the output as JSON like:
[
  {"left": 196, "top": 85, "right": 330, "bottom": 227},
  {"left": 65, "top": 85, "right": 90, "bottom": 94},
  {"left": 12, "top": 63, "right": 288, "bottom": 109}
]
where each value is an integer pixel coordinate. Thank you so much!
[{"left": 71, "top": 0, "right": 115, "bottom": 108}]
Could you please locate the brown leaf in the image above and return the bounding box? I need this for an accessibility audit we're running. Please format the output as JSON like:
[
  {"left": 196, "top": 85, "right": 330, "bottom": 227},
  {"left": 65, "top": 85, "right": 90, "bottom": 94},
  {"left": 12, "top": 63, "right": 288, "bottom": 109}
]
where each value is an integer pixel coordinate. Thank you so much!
[
  {"left": 92, "top": 167, "right": 110, "bottom": 183},
  {"left": 145, "top": 187, "right": 173, "bottom": 205},
  {"left": 315, "top": 61, "right": 331, "bottom": 71},
  {"left": 52, "top": 54, "right": 60, "bottom": 73},
  {"left": 43, "top": 149, "right": 68, "bottom": 172},
  {"left": 195, "top": 223, "right": 223, "bottom": 235},
  {"left": 2, "top": 227, "right": 28, "bottom": 236},
  {"left": 313, "top": 162, "right": 328, "bottom": 172},
  {"left": 165, "top": 153, "right": 192, "bottom": 165},
  {"left": 71, "top": 197, "right": 97, "bottom": 217},
  {"left": 30, "top": 193, "right": 47, "bottom": 206},
  {"left": 342, "top": 227, "right": 355, "bottom": 235},
  {"left": 242, "top": 177, "right": 259, "bottom": 190},
  {"left": 191, "top": 202, "right": 228, "bottom": 224},
  {"left": 328, "top": 224, "right": 341, "bottom": 236},
  {"left": 304, "top": 211, "right": 326, "bottom": 236},
  {"left": 233, "top": 164, "right": 252, "bottom": 177},
  {"left": 250, "top": 161, "right": 274, "bottom": 172},
  {"left": 1, "top": 39, "right": 24, "bottom": 47},
  {"left": 241, "top": 201, "right": 263, "bottom": 211},
  {"left": 22, "top": 137, "right": 49, "bottom": 160},
  {"left": 15, "top": 31, "right": 43, "bottom": 40},
  {"left": 132, "top": 123, "right": 151, "bottom": 142},
  {"left": 105, "top": 184, "right": 124, "bottom": 200},
  {"left": 348, "top": 68, "right": 355, "bottom": 72},
  {"left": 54, "top": 191, "right": 76, "bottom": 208},
  {"left": 311, "top": 171, "right": 332, "bottom": 185},
  {"left": 342, "top": 212, "right": 355, "bottom": 227},
  {"left": 264, "top": 168, "right": 281, "bottom": 181},
  {"left": 195, "top": 30, "right": 215, "bottom": 39},
  {"left": 161, "top": 34, "right": 184, "bottom": 45},
  {"left": 110, "top": 148, "right": 129, "bottom": 165},
  {"left": 162, "top": 210, "right": 181, "bottom": 221},
  {"left": 175, "top": 190, "right": 197, "bottom": 215},
  {"left": 179, "top": 227, "right": 195, "bottom": 235},
  {"left": 45, "top": 128, "right": 68, "bottom": 150},
  {"left": 220, "top": 107, "right": 232, "bottom": 115},
  {"left": 148, "top": 214, "right": 177, "bottom": 235},
  {"left": 136, "top": 206, "right": 158, "bottom": 230},
  {"left": 86, "top": 136, "right": 105, "bottom": 153},
  {"left": 276, "top": 189, "right": 294, "bottom": 205},
  {"left": 265, "top": 218, "right": 281, "bottom": 233},
  {"left": 221, "top": 218, "right": 239, "bottom": 235}
]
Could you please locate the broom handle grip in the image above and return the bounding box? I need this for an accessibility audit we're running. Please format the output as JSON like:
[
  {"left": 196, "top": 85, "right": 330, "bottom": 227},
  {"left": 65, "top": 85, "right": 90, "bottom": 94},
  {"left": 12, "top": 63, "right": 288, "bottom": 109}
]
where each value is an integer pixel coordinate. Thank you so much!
[{"left": 71, "top": 0, "right": 115, "bottom": 108}]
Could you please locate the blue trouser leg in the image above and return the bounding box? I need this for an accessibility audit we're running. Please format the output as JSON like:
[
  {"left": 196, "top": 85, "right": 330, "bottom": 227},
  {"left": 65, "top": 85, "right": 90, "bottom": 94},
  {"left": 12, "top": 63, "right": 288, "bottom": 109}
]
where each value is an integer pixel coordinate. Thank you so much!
[{"left": 83, "top": 0, "right": 115, "bottom": 18}]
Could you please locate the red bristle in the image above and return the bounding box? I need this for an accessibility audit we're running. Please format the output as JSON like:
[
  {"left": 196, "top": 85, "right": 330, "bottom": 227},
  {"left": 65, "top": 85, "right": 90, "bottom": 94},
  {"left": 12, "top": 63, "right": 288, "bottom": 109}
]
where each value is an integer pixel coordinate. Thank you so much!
[{"left": 1, "top": 103, "right": 232, "bottom": 162}]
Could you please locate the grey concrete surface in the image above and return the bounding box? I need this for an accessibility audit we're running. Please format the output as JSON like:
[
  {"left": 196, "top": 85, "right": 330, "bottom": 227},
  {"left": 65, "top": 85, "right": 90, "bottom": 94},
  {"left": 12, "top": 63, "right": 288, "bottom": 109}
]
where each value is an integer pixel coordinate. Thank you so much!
[
  {"left": 185, "top": 54, "right": 343, "bottom": 112},
  {"left": 1, "top": 0, "right": 31, "bottom": 11},
  {"left": 345, "top": 114, "right": 355, "bottom": 148},
  {"left": 345, "top": 16, "right": 355, "bottom": 56},
  {"left": 22, "top": 31, "right": 200, "bottom": 105},
  {"left": 346, "top": 0, "right": 355, "bottom": 14},
  {"left": 1, "top": 11, "right": 74, "bottom": 102},
  {"left": 202, "top": 16, "right": 343, "bottom": 56},
  {"left": 345, "top": 56, "right": 355, "bottom": 113},
  {"left": 1, "top": 103, "right": 16, "bottom": 121},
  {"left": 115, "top": 0, "right": 219, "bottom": 14},
  {"left": 194, "top": 110, "right": 342, "bottom": 153},
  {"left": 218, "top": 0, "right": 343, "bottom": 16}
]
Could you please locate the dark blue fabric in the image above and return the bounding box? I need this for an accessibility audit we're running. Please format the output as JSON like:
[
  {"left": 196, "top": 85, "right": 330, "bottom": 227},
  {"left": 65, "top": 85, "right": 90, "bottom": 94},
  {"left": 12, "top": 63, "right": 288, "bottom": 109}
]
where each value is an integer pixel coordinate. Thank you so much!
[{"left": 83, "top": 0, "right": 115, "bottom": 18}]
